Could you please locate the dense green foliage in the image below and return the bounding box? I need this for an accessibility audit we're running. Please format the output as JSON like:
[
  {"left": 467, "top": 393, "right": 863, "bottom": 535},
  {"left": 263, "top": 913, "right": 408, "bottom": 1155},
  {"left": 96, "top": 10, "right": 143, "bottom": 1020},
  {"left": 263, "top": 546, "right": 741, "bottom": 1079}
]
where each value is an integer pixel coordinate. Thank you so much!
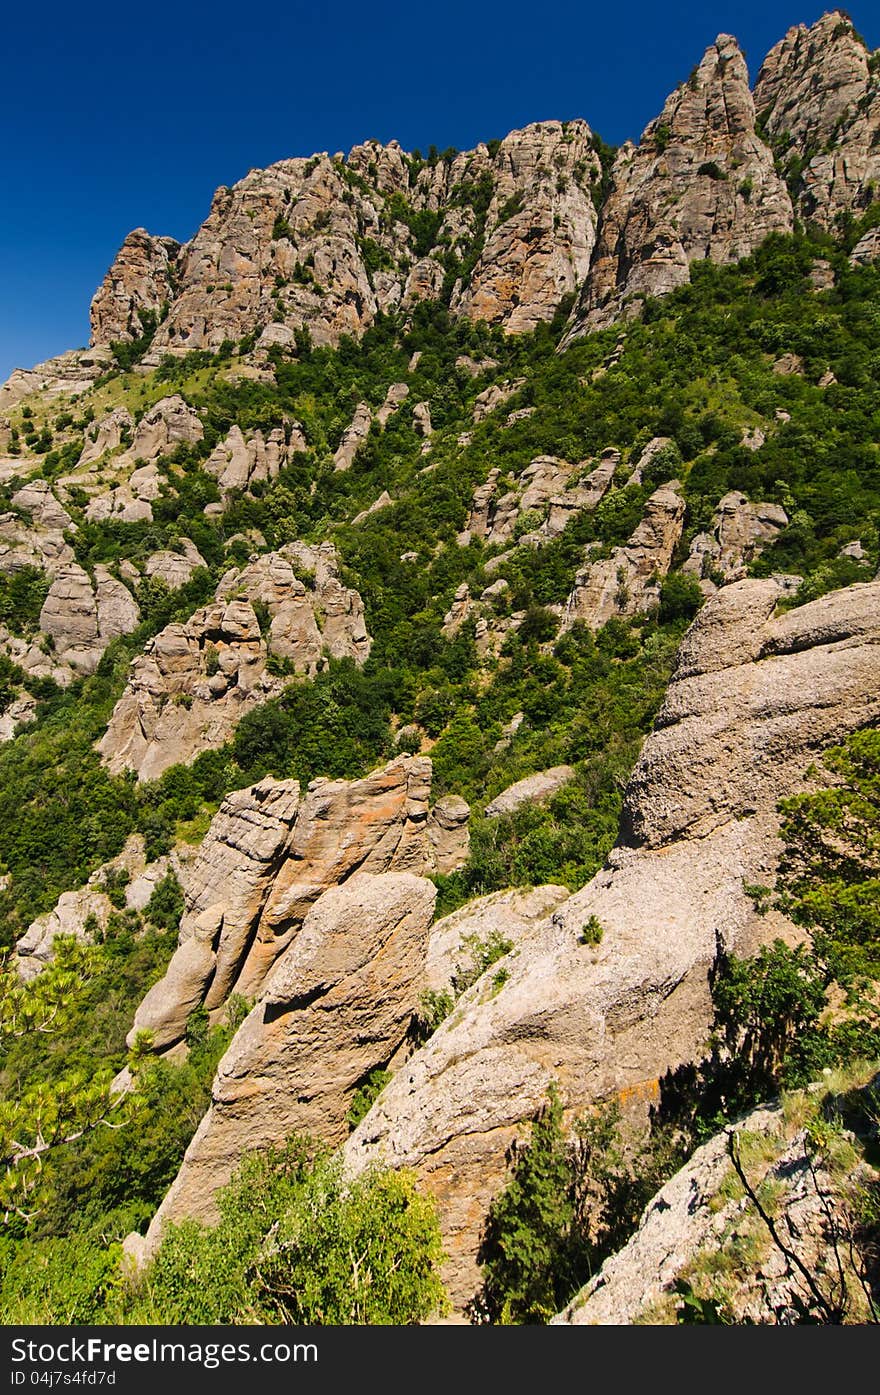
[
  {"left": 128, "top": 1139, "right": 447, "bottom": 1324},
  {"left": 472, "top": 1086, "right": 673, "bottom": 1323}
]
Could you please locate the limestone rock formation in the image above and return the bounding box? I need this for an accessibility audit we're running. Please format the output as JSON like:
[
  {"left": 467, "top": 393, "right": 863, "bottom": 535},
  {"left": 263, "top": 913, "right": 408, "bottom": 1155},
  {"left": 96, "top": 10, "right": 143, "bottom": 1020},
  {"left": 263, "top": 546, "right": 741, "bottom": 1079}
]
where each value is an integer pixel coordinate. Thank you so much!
[
  {"left": 333, "top": 402, "right": 374, "bottom": 471},
  {"left": 125, "top": 753, "right": 468, "bottom": 1077},
  {"left": 97, "top": 598, "right": 273, "bottom": 781},
  {"left": 426, "top": 885, "right": 569, "bottom": 995},
  {"left": 850, "top": 225, "right": 880, "bottom": 267},
  {"left": 426, "top": 794, "right": 471, "bottom": 874},
  {"left": 99, "top": 543, "right": 370, "bottom": 780},
  {"left": 89, "top": 229, "right": 181, "bottom": 344},
  {"left": 128, "top": 395, "right": 203, "bottom": 460},
  {"left": 0, "top": 692, "right": 37, "bottom": 743},
  {"left": 88, "top": 124, "right": 602, "bottom": 366},
  {"left": 451, "top": 121, "right": 600, "bottom": 334},
  {"left": 460, "top": 450, "right": 619, "bottom": 552},
  {"left": 753, "top": 12, "right": 880, "bottom": 229},
  {"left": 343, "top": 578, "right": 880, "bottom": 1306},
  {"left": 566, "top": 36, "right": 792, "bottom": 336},
  {"left": 0, "top": 348, "right": 113, "bottom": 411},
  {"left": 484, "top": 766, "right": 576, "bottom": 819},
  {"left": 38, "top": 562, "right": 139, "bottom": 676},
  {"left": 77, "top": 407, "right": 134, "bottom": 468},
  {"left": 563, "top": 482, "right": 685, "bottom": 630},
  {"left": 351, "top": 490, "right": 393, "bottom": 526},
  {"left": 144, "top": 539, "right": 207, "bottom": 589},
  {"left": 545, "top": 451, "right": 619, "bottom": 537},
  {"left": 204, "top": 421, "right": 307, "bottom": 496},
  {"left": 0, "top": 494, "right": 75, "bottom": 579},
  {"left": 70, "top": 397, "right": 201, "bottom": 525},
  {"left": 83, "top": 466, "right": 162, "bottom": 524},
  {"left": 15, "top": 835, "right": 189, "bottom": 979},
  {"left": 472, "top": 379, "right": 524, "bottom": 424},
  {"left": 683, "top": 492, "right": 788, "bottom": 588},
  {"left": 137, "top": 872, "right": 437, "bottom": 1246}
]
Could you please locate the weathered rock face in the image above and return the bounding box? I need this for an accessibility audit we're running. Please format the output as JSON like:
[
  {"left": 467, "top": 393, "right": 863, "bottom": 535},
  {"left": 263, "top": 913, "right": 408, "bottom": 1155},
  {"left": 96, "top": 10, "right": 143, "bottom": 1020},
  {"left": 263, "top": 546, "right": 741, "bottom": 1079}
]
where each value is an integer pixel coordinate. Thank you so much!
[
  {"left": 563, "top": 482, "right": 685, "bottom": 630},
  {"left": 0, "top": 508, "right": 73, "bottom": 580},
  {"left": 450, "top": 121, "right": 600, "bottom": 334},
  {"left": 333, "top": 402, "right": 374, "bottom": 471},
  {"left": 0, "top": 692, "right": 37, "bottom": 743},
  {"left": 343, "top": 578, "right": 880, "bottom": 1307},
  {"left": 484, "top": 766, "right": 576, "bottom": 819},
  {"left": 849, "top": 225, "right": 880, "bottom": 267},
  {"left": 565, "top": 36, "right": 793, "bottom": 337},
  {"left": 71, "top": 397, "right": 201, "bottom": 525},
  {"left": 460, "top": 450, "right": 618, "bottom": 553},
  {"left": 77, "top": 407, "right": 134, "bottom": 468},
  {"left": 472, "top": 378, "right": 524, "bottom": 424},
  {"left": 99, "top": 543, "right": 370, "bottom": 781},
  {"left": 128, "top": 395, "right": 203, "bottom": 460},
  {"left": 83, "top": 466, "right": 162, "bottom": 524},
  {"left": 10, "top": 480, "right": 73, "bottom": 533},
  {"left": 89, "top": 229, "right": 181, "bottom": 344},
  {"left": 204, "top": 422, "right": 306, "bottom": 495},
  {"left": 753, "top": 12, "right": 880, "bottom": 229},
  {"left": 126, "top": 755, "right": 467, "bottom": 1081},
  {"left": 90, "top": 123, "right": 600, "bottom": 364},
  {"left": 97, "top": 598, "right": 273, "bottom": 781},
  {"left": 425, "top": 885, "right": 569, "bottom": 995},
  {"left": 0, "top": 348, "right": 113, "bottom": 411},
  {"left": 39, "top": 562, "right": 139, "bottom": 676},
  {"left": 138, "top": 871, "right": 437, "bottom": 1247},
  {"left": 683, "top": 491, "right": 788, "bottom": 588},
  {"left": 127, "top": 777, "right": 300, "bottom": 1055},
  {"left": 15, "top": 835, "right": 189, "bottom": 979},
  {"left": 144, "top": 538, "right": 207, "bottom": 589}
]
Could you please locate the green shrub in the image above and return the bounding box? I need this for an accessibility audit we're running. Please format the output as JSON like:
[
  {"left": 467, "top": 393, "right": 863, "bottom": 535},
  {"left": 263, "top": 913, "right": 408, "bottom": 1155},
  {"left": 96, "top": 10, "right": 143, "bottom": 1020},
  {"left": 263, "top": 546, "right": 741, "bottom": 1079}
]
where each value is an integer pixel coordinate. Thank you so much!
[{"left": 132, "top": 1139, "right": 448, "bottom": 1324}]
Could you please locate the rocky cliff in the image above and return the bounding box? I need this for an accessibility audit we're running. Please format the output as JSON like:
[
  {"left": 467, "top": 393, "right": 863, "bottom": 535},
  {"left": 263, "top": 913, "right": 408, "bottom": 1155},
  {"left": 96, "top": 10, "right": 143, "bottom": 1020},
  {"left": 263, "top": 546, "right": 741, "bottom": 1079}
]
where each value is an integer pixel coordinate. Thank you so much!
[
  {"left": 555, "top": 1068, "right": 880, "bottom": 1325},
  {"left": 564, "top": 35, "right": 793, "bottom": 338},
  {"left": 0, "top": 14, "right": 873, "bottom": 396},
  {"left": 89, "top": 123, "right": 601, "bottom": 364},
  {"left": 98, "top": 542, "right": 370, "bottom": 781},
  {"left": 753, "top": 11, "right": 880, "bottom": 229}
]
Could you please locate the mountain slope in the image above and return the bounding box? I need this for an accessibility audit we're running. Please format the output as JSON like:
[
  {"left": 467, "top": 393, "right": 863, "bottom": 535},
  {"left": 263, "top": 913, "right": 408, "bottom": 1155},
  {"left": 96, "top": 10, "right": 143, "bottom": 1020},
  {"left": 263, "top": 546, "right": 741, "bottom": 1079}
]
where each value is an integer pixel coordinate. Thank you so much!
[{"left": 0, "top": 8, "right": 879, "bottom": 1326}]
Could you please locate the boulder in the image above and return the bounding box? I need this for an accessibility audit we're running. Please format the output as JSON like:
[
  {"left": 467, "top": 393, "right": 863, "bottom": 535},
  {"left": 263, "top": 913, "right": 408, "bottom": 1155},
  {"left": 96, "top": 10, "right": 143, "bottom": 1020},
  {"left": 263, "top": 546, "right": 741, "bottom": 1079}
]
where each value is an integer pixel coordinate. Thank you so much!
[
  {"left": 484, "top": 766, "right": 576, "bottom": 819},
  {"left": 753, "top": 13, "right": 880, "bottom": 230},
  {"left": 426, "top": 885, "right": 570, "bottom": 995},
  {"left": 11, "top": 480, "right": 73, "bottom": 532}
]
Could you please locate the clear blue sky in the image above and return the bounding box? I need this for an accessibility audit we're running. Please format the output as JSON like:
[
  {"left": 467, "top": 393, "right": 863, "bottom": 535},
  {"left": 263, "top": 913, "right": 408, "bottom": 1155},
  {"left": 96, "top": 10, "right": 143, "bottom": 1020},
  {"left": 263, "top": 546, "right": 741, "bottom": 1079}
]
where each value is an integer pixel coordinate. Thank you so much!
[{"left": 1, "top": 1, "right": 877, "bottom": 383}]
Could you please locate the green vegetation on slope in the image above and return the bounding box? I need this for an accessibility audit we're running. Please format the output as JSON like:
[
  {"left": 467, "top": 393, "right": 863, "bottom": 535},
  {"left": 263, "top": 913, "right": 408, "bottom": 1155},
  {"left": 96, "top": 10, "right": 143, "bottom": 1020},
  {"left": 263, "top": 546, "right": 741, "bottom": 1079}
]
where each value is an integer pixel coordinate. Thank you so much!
[{"left": 1, "top": 220, "right": 880, "bottom": 1320}]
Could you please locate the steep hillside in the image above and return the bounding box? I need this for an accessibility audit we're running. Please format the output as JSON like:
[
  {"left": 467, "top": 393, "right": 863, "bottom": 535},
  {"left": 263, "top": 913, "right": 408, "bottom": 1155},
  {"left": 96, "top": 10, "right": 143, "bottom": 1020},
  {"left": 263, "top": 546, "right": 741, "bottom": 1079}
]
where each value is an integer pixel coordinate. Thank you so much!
[{"left": 0, "top": 9, "right": 879, "bottom": 1326}]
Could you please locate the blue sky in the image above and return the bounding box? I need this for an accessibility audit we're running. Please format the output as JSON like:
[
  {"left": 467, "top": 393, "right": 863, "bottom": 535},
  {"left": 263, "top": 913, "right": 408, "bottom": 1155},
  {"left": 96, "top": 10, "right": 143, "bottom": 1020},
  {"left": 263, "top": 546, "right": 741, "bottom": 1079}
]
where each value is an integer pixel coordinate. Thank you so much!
[{"left": 1, "top": 1, "right": 878, "bottom": 383}]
